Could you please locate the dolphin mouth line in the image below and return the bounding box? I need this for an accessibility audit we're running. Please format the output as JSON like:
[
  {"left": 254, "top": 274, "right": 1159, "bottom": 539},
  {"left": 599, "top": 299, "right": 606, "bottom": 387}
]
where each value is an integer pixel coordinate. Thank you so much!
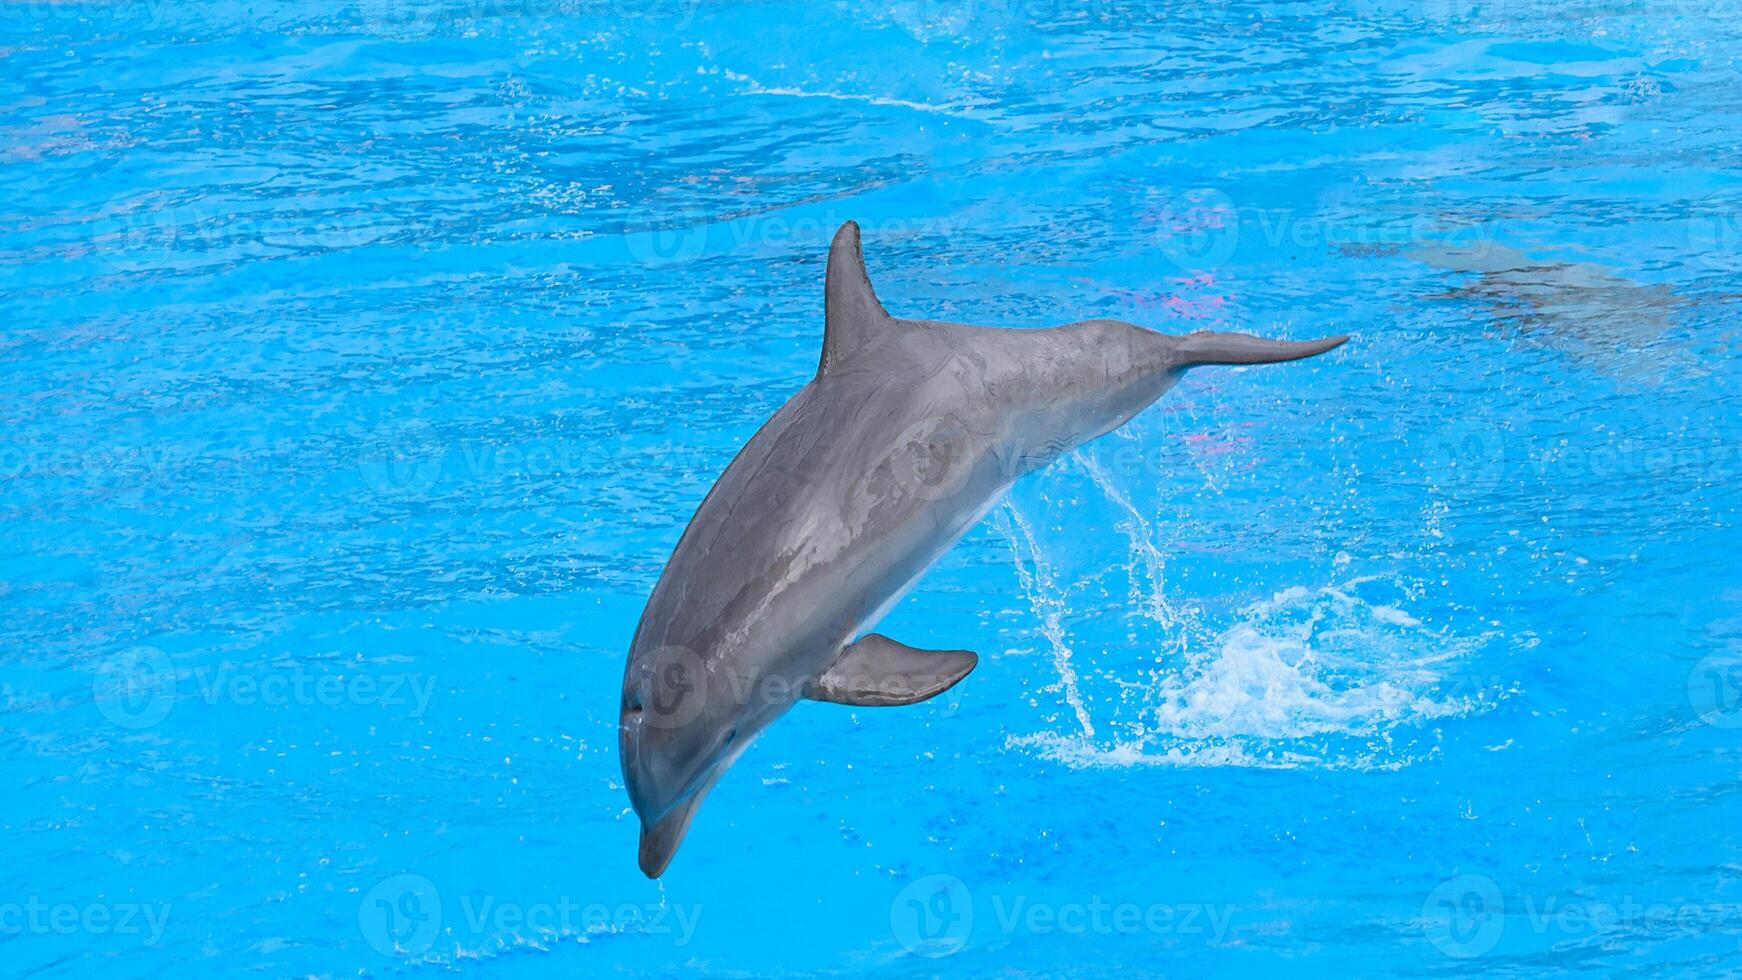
[
  {"left": 636, "top": 725, "right": 738, "bottom": 828},
  {"left": 639, "top": 794, "right": 703, "bottom": 878},
  {"left": 633, "top": 726, "right": 755, "bottom": 877}
]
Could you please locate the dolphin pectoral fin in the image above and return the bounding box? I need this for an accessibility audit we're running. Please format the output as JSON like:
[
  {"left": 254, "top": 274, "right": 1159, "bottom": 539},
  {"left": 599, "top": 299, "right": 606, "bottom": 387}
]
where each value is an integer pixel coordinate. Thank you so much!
[{"left": 807, "top": 633, "right": 978, "bottom": 707}]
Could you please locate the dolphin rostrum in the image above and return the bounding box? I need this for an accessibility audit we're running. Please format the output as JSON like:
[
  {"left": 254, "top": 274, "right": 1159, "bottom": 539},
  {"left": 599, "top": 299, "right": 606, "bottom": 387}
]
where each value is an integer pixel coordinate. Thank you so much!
[{"left": 620, "top": 221, "right": 1346, "bottom": 877}]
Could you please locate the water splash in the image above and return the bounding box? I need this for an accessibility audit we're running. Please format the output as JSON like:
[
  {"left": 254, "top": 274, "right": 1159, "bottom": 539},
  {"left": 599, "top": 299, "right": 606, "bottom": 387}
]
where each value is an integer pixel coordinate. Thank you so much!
[
  {"left": 999, "top": 456, "right": 1504, "bottom": 771},
  {"left": 1148, "top": 581, "right": 1491, "bottom": 741},
  {"left": 1075, "top": 448, "right": 1190, "bottom": 641},
  {"left": 991, "top": 501, "right": 1096, "bottom": 739}
]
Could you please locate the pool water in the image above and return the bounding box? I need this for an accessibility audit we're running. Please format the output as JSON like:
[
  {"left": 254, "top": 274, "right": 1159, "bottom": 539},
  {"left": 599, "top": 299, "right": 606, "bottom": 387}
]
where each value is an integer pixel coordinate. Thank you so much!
[{"left": 5, "top": 0, "right": 1742, "bottom": 975}]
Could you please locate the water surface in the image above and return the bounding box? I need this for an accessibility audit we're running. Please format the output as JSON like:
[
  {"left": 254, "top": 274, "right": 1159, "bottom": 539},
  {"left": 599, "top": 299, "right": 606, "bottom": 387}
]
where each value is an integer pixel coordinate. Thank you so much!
[{"left": 4, "top": 0, "right": 1742, "bottom": 974}]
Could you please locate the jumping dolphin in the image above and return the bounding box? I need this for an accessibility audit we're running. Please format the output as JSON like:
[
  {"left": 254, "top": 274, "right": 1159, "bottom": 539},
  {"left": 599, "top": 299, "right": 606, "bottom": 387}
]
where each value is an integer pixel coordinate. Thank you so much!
[{"left": 619, "top": 221, "right": 1346, "bottom": 877}]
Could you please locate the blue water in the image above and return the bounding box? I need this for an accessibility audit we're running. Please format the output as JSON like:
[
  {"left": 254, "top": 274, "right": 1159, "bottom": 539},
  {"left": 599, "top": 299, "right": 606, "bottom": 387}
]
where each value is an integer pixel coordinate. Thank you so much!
[{"left": 5, "top": 0, "right": 1742, "bottom": 975}]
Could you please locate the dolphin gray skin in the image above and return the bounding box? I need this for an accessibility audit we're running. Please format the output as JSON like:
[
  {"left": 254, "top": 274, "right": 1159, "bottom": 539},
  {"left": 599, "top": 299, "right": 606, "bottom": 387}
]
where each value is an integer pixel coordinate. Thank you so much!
[{"left": 620, "top": 221, "right": 1346, "bottom": 877}]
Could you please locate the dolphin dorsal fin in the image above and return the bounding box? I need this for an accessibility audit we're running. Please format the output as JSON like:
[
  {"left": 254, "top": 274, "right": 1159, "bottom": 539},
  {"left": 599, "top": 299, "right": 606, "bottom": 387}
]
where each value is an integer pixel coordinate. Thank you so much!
[{"left": 819, "top": 221, "right": 893, "bottom": 376}]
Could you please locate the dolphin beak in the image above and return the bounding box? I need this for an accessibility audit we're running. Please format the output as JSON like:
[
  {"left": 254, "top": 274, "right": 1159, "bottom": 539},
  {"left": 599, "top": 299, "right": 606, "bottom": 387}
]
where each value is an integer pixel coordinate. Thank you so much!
[
  {"left": 632, "top": 727, "right": 746, "bottom": 878},
  {"left": 638, "top": 789, "right": 705, "bottom": 878}
]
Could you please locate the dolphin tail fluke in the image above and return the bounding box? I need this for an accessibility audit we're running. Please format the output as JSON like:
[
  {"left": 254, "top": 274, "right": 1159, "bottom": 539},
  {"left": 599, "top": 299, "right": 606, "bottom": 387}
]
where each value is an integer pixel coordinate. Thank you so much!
[{"left": 1170, "top": 331, "right": 1348, "bottom": 369}]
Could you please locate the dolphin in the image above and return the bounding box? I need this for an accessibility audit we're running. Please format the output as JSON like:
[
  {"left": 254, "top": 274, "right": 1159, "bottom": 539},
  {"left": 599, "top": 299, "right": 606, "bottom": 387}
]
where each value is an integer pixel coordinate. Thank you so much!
[
  {"left": 620, "top": 221, "right": 1347, "bottom": 877},
  {"left": 1408, "top": 240, "right": 1686, "bottom": 381}
]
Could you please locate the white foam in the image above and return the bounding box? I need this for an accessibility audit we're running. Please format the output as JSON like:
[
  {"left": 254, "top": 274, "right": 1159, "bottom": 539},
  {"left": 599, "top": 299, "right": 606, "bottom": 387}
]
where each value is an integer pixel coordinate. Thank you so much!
[
  {"left": 719, "top": 69, "right": 984, "bottom": 121},
  {"left": 1148, "top": 616, "right": 1474, "bottom": 742},
  {"left": 1005, "top": 729, "right": 1427, "bottom": 773}
]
